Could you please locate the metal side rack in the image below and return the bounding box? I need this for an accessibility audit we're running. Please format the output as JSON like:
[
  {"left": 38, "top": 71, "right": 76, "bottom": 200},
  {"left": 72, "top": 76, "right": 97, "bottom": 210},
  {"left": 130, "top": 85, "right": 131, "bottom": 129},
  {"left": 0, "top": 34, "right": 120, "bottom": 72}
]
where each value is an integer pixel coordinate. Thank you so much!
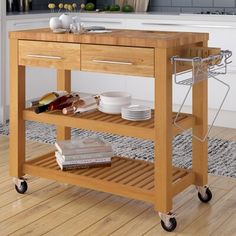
[{"left": 172, "top": 50, "right": 232, "bottom": 141}]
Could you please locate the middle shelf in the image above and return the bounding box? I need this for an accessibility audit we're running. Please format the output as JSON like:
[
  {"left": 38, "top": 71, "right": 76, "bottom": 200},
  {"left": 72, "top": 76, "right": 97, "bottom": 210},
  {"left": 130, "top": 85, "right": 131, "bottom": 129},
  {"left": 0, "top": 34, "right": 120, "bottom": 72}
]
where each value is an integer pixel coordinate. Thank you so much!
[{"left": 23, "top": 109, "right": 195, "bottom": 140}]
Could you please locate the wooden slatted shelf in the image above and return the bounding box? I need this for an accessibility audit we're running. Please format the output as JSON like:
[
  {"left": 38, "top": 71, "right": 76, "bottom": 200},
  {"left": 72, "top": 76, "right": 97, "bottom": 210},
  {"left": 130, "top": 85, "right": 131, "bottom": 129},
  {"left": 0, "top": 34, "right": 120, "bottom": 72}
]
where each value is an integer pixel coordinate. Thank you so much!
[
  {"left": 24, "top": 153, "right": 194, "bottom": 203},
  {"left": 23, "top": 109, "right": 195, "bottom": 140}
]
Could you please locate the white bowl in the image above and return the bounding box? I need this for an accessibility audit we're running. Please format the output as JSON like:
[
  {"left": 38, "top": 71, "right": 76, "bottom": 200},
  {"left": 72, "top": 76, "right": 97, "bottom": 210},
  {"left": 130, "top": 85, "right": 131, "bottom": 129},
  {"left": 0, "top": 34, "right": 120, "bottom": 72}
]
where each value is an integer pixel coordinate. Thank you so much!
[{"left": 100, "top": 91, "right": 131, "bottom": 105}]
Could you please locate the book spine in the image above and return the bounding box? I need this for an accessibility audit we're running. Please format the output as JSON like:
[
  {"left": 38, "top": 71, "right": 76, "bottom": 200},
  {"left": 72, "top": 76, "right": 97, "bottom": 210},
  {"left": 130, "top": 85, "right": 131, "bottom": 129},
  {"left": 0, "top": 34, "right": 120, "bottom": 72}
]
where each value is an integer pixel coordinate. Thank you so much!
[
  {"left": 56, "top": 153, "right": 112, "bottom": 165},
  {"left": 55, "top": 145, "right": 113, "bottom": 156},
  {"left": 56, "top": 151, "right": 114, "bottom": 161},
  {"left": 60, "top": 162, "right": 111, "bottom": 171}
]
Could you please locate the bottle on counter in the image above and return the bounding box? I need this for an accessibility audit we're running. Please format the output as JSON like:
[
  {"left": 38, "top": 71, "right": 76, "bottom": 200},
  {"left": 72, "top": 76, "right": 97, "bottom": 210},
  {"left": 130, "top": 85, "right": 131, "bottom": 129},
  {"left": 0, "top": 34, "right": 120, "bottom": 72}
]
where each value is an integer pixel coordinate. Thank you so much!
[
  {"left": 29, "top": 0, "right": 32, "bottom": 10},
  {"left": 31, "top": 91, "right": 68, "bottom": 107},
  {"left": 62, "top": 95, "right": 100, "bottom": 115},
  {"left": 34, "top": 93, "right": 81, "bottom": 114},
  {"left": 24, "top": 0, "right": 29, "bottom": 12}
]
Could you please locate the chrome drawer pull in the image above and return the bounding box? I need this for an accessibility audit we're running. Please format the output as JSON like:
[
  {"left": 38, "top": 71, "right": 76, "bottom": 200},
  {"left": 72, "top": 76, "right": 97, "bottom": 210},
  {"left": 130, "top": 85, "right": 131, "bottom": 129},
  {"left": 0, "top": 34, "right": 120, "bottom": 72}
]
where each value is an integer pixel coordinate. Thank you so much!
[
  {"left": 92, "top": 59, "right": 133, "bottom": 65},
  {"left": 27, "top": 54, "right": 63, "bottom": 60}
]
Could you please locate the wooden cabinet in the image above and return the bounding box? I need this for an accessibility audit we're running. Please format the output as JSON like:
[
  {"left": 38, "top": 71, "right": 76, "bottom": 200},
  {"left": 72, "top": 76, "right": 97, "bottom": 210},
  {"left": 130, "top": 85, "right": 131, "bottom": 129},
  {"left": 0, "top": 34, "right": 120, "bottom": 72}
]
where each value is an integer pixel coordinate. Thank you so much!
[
  {"left": 81, "top": 44, "right": 154, "bottom": 77},
  {"left": 19, "top": 40, "right": 81, "bottom": 70}
]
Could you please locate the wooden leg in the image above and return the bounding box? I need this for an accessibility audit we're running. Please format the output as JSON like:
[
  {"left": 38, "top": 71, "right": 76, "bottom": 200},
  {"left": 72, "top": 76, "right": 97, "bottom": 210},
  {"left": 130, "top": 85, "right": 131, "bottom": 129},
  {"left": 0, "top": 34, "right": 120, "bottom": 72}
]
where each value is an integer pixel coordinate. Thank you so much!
[
  {"left": 9, "top": 39, "right": 26, "bottom": 177},
  {"left": 154, "top": 48, "right": 173, "bottom": 212},
  {"left": 192, "top": 80, "right": 208, "bottom": 186},
  {"left": 192, "top": 41, "right": 208, "bottom": 186},
  {"left": 56, "top": 69, "right": 71, "bottom": 141}
]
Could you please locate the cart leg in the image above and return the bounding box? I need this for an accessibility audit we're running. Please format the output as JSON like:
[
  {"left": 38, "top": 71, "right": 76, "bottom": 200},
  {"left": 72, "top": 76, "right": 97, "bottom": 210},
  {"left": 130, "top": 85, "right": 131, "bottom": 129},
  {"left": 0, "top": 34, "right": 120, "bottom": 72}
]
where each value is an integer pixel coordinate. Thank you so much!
[
  {"left": 192, "top": 40, "right": 209, "bottom": 187},
  {"left": 56, "top": 69, "right": 71, "bottom": 141},
  {"left": 154, "top": 48, "right": 173, "bottom": 213},
  {"left": 9, "top": 38, "right": 26, "bottom": 178},
  {"left": 192, "top": 69, "right": 208, "bottom": 186}
]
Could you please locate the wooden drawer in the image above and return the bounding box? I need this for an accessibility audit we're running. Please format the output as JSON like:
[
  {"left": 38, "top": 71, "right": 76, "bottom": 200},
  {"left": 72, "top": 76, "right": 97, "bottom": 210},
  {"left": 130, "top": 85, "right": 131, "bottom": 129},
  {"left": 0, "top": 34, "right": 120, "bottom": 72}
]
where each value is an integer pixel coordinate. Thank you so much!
[
  {"left": 19, "top": 40, "right": 80, "bottom": 70},
  {"left": 81, "top": 45, "right": 154, "bottom": 77}
]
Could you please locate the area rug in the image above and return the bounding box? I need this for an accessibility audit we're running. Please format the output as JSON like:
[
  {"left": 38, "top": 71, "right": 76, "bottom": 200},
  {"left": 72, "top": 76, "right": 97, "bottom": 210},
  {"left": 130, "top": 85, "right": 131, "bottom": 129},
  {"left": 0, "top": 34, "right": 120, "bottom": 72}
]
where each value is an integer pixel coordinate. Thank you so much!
[{"left": 1, "top": 121, "right": 235, "bottom": 178}]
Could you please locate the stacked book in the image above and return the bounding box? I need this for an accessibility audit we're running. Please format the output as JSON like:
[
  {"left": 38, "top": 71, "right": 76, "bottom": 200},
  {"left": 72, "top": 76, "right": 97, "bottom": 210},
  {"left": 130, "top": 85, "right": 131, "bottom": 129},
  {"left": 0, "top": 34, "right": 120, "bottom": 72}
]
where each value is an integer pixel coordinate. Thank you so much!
[{"left": 55, "top": 137, "right": 113, "bottom": 171}]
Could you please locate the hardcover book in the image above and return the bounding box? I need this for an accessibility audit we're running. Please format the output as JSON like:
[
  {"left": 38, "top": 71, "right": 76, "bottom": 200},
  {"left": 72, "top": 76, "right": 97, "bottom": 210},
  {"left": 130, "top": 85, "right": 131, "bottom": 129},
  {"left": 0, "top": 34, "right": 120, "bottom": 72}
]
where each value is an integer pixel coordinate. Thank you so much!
[
  {"left": 55, "top": 137, "right": 113, "bottom": 155},
  {"left": 55, "top": 151, "right": 112, "bottom": 165}
]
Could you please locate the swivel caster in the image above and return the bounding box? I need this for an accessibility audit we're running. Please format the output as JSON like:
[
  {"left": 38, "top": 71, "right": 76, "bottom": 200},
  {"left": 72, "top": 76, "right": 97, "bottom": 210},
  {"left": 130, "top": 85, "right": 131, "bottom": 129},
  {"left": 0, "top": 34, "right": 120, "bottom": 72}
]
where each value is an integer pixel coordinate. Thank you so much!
[
  {"left": 197, "top": 186, "right": 212, "bottom": 203},
  {"left": 159, "top": 212, "right": 177, "bottom": 232},
  {"left": 13, "top": 178, "right": 28, "bottom": 194}
]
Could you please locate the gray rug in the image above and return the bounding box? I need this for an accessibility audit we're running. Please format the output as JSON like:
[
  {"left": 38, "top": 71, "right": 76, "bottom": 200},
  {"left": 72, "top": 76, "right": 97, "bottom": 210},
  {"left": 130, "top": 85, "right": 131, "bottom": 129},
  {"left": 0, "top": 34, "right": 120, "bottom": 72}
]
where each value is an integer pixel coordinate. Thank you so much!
[{"left": 1, "top": 121, "right": 235, "bottom": 178}]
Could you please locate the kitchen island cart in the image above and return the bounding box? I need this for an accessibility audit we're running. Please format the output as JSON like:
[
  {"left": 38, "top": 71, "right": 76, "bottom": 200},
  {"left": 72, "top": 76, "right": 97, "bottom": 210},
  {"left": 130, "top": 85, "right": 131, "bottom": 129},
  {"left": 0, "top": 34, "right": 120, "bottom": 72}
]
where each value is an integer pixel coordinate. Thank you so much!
[{"left": 9, "top": 29, "right": 214, "bottom": 232}]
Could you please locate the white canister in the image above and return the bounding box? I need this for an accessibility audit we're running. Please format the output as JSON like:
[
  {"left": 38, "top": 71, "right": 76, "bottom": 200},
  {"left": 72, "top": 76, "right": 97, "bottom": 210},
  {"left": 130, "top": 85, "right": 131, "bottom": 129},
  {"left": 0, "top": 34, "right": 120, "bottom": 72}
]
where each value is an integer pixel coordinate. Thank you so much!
[
  {"left": 49, "top": 17, "right": 62, "bottom": 30},
  {"left": 59, "top": 13, "right": 73, "bottom": 29}
]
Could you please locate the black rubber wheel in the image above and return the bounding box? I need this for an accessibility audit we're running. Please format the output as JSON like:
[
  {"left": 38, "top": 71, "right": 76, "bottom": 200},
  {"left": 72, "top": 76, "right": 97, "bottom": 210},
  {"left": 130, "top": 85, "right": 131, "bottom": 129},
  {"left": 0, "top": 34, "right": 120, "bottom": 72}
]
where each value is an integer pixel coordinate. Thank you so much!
[
  {"left": 161, "top": 217, "right": 177, "bottom": 232},
  {"left": 198, "top": 187, "right": 212, "bottom": 203},
  {"left": 15, "top": 180, "right": 28, "bottom": 194}
]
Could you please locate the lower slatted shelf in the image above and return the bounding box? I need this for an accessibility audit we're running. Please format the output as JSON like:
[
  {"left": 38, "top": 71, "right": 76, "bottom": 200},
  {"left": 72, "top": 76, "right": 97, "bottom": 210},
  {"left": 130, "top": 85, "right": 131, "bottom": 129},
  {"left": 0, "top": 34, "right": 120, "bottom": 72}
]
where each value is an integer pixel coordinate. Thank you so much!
[{"left": 24, "top": 152, "right": 195, "bottom": 203}]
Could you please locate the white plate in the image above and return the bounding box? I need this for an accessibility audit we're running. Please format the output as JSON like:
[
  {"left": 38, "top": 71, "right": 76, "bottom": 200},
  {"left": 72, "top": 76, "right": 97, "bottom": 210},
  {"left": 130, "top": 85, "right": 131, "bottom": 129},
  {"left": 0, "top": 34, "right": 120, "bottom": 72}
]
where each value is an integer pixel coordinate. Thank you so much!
[
  {"left": 121, "top": 115, "right": 151, "bottom": 121},
  {"left": 100, "top": 91, "right": 131, "bottom": 105},
  {"left": 122, "top": 104, "right": 151, "bottom": 112},
  {"left": 98, "top": 105, "right": 121, "bottom": 115}
]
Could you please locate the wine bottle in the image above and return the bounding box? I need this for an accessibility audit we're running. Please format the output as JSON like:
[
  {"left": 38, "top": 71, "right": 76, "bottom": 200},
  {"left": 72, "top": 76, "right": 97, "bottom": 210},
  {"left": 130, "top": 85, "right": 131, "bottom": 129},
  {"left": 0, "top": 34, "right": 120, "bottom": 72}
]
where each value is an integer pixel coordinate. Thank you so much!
[
  {"left": 62, "top": 96, "right": 100, "bottom": 115},
  {"left": 35, "top": 93, "right": 80, "bottom": 114},
  {"left": 31, "top": 91, "right": 68, "bottom": 107},
  {"left": 28, "top": 0, "right": 32, "bottom": 10}
]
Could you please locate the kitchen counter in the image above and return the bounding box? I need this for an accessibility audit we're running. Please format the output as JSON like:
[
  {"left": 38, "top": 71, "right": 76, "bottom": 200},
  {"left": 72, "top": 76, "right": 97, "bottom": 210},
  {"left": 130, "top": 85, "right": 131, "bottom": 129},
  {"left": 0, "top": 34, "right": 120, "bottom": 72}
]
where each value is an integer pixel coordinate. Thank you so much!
[{"left": 6, "top": 10, "right": 236, "bottom": 23}]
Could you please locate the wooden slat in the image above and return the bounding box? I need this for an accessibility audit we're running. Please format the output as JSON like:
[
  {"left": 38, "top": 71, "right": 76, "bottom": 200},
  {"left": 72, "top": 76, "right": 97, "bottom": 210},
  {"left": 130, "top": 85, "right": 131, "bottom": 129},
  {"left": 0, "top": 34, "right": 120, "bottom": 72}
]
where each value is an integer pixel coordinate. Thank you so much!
[
  {"left": 22, "top": 153, "right": 192, "bottom": 205},
  {"left": 23, "top": 109, "right": 195, "bottom": 140}
]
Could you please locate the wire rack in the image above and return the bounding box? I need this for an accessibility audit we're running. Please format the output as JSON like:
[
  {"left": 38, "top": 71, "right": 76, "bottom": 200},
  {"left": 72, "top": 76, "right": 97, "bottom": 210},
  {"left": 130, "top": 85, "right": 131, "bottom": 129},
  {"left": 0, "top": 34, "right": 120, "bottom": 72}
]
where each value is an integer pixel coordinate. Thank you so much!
[{"left": 171, "top": 50, "right": 232, "bottom": 142}]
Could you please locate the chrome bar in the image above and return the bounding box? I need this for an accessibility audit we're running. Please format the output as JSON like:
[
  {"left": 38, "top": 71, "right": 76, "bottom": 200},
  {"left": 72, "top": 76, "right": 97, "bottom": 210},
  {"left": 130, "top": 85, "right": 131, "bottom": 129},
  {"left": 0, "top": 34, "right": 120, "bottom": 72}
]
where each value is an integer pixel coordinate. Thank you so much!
[
  {"left": 27, "top": 54, "right": 63, "bottom": 60},
  {"left": 92, "top": 59, "right": 133, "bottom": 65}
]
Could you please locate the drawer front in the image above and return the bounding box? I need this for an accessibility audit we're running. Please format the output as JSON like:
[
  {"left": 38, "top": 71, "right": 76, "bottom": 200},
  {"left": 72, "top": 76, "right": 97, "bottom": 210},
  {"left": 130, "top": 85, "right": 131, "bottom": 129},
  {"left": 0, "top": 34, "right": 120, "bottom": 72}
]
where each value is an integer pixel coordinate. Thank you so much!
[
  {"left": 19, "top": 40, "right": 80, "bottom": 70},
  {"left": 81, "top": 45, "right": 154, "bottom": 77}
]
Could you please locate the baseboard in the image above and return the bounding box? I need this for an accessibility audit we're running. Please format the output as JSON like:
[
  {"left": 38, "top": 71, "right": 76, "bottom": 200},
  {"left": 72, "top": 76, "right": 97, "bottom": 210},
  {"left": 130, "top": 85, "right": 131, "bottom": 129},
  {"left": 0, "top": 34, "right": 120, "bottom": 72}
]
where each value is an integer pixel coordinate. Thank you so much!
[{"left": 173, "top": 104, "right": 236, "bottom": 129}]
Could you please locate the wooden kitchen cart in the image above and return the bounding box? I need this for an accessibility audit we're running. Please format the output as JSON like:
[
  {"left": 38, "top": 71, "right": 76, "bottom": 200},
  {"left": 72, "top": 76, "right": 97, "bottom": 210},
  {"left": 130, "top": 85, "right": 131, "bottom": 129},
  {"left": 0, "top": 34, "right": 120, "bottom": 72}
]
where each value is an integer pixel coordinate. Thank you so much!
[{"left": 9, "top": 29, "right": 212, "bottom": 232}]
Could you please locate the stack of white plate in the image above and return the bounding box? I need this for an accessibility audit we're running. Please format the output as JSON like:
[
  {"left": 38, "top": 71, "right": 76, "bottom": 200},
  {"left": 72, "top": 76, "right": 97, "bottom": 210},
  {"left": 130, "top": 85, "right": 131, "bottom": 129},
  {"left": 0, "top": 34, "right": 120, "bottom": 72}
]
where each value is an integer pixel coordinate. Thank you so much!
[
  {"left": 121, "top": 105, "right": 151, "bottom": 121},
  {"left": 98, "top": 91, "right": 131, "bottom": 114}
]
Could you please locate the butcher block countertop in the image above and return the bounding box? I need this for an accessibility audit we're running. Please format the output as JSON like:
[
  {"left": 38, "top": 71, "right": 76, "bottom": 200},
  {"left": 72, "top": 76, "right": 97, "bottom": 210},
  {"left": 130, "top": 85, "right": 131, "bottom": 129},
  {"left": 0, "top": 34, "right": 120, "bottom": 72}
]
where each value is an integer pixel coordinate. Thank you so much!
[{"left": 9, "top": 28, "right": 209, "bottom": 48}]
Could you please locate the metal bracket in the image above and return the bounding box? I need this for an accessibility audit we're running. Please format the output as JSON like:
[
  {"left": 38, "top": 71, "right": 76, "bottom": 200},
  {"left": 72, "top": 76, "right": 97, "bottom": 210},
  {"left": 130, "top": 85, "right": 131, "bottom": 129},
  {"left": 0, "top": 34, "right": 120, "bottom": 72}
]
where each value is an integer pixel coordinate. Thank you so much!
[{"left": 172, "top": 50, "right": 231, "bottom": 142}]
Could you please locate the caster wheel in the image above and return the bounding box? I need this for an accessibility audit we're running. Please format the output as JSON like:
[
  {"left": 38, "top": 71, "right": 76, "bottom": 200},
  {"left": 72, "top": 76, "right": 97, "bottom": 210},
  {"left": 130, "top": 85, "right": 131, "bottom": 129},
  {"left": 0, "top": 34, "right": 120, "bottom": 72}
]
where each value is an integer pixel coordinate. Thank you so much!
[
  {"left": 15, "top": 180, "right": 28, "bottom": 194},
  {"left": 161, "top": 217, "right": 177, "bottom": 232},
  {"left": 198, "top": 187, "right": 212, "bottom": 203}
]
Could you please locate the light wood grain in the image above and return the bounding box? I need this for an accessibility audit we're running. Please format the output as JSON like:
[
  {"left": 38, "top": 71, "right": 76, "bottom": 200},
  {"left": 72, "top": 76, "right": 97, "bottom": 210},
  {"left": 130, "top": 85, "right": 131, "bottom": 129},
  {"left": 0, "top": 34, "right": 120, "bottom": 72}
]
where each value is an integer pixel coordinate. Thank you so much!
[
  {"left": 81, "top": 44, "right": 154, "bottom": 77},
  {"left": 9, "top": 38, "right": 26, "bottom": 178},
  {"left": 19, "top": 40, "right": 81, "bottom": 70},
  {"left": 154, "top": 47, "right": 173, "bottom": 212},
  {"left": 192, "top": 41, "right": 209, "bottom": 186},
  {"left": 9, "top": 28, "right": 209, "bottom": 49},
  {"left": 56, "top": 69, "right": 71, "bottom": 141}
]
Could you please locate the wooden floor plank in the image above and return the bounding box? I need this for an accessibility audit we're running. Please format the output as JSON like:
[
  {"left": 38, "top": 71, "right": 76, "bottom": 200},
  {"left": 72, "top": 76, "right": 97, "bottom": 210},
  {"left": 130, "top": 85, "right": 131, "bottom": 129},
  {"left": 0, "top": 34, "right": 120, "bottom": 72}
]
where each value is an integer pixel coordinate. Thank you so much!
[
  {"left": 181, "top": 187, "right": 236, "bottom": 235},
  {"left": 0, "top": 186, "right": 90, "bottom": 235},
  {"left": 9, "top": 191, "right": 110, "bottom": 236},
  {"left": 43, "top": 195, "right": 131, "bottom": 236},
  {"left": 77, "top": 200, "right": 150, "bottom": 236}
]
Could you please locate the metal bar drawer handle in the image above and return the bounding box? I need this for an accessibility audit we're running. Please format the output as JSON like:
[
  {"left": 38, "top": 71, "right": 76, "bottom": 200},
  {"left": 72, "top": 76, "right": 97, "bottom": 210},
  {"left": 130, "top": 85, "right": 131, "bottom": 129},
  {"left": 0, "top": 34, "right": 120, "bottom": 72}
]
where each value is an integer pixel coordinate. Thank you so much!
[
  {"left": 92, "top": 59, "right": 133, "bottom": 65},
  {"left": 27, "top": 54, "right": 63, "bottom": 60}
]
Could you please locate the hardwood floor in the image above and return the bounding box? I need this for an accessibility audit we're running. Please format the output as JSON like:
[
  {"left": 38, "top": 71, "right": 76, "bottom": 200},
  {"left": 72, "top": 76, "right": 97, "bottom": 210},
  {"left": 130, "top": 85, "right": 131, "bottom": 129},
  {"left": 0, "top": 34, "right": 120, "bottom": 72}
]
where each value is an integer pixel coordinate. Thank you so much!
[{"left": 0, "top": 128, "right": 235, "bottom": 236}]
